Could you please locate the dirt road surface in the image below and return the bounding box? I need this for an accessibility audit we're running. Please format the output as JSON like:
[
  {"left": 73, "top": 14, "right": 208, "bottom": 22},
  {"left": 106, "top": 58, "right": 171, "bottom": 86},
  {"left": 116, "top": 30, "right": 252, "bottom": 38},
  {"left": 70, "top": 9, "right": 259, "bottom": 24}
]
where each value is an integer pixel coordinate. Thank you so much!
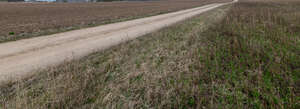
[{"left": 0, "top": 0, "right": 237, "bottom": 85}]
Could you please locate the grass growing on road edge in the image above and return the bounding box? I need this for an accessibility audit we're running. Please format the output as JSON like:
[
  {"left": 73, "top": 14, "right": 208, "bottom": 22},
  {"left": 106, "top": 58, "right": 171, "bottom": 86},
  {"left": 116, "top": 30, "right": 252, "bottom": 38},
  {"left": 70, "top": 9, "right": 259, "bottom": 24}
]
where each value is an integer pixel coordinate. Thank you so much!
[
  {"left": 0, "top": 5, "right": 229, "bottom": 109},
  {"left": 1, "top": 0, "right": 300, "bottom": 108}
]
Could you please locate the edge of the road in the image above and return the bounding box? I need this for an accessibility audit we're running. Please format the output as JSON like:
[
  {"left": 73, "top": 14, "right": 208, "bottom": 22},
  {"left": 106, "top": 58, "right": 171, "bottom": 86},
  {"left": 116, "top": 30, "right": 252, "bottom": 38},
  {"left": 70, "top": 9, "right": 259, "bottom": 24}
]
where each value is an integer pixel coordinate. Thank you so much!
[{"left": 0, "top": 0, "right": 238, "bottom": 85}]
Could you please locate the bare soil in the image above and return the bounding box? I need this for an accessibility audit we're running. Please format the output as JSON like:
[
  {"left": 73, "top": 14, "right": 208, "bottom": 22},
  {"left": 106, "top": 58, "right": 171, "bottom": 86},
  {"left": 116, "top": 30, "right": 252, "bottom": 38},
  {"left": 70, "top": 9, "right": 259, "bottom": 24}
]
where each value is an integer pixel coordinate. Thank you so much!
[{"left": 0, "top": 0, "right": 231, "bottom": 42}]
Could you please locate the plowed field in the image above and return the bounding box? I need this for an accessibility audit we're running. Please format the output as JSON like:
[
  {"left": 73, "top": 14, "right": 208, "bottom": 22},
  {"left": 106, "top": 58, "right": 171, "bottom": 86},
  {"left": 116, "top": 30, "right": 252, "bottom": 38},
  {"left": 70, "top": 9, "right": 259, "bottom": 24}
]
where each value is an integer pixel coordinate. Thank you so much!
[{"left": 0, "top": 0, "right": 231, "bottom": 42}]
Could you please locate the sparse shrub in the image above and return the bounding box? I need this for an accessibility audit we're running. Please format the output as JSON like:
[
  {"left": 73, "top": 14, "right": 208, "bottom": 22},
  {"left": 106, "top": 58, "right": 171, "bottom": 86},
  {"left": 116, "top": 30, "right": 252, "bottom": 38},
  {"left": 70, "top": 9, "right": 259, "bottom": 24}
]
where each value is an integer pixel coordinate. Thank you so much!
[{"left": 8, "top": 32, "right": 14, "bottom": 35}]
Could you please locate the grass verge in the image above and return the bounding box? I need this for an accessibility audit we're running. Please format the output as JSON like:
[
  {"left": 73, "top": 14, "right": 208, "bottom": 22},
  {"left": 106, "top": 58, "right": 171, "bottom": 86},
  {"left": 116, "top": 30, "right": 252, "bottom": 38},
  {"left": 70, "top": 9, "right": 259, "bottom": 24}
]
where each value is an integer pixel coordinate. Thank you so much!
[{"left": 1, "top": 0, "right": 299, "bottom": 108}]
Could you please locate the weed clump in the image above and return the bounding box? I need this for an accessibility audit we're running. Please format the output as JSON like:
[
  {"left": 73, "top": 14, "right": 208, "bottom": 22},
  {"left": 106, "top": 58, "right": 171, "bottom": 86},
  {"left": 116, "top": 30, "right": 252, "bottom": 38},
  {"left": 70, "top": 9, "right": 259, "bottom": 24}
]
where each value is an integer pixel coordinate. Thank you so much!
[{"left": 8, "top": 32, "right": 14, "bottom": 35}]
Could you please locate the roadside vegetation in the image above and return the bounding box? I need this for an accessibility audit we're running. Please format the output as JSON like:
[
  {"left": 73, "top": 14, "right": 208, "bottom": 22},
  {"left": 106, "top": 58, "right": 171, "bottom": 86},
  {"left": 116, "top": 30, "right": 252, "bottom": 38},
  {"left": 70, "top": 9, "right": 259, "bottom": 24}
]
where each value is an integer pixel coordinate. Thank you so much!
[{"left": 0, "top": 0, "right": 299, "bottom": 108}]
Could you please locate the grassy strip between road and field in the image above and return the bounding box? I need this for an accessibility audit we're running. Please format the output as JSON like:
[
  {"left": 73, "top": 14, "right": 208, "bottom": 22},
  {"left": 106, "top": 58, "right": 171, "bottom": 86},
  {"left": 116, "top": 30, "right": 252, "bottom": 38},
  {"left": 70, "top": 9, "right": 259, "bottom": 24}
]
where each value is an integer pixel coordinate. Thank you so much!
[{"left": 1, "top": 0, "right": 300, "bottom": 108}]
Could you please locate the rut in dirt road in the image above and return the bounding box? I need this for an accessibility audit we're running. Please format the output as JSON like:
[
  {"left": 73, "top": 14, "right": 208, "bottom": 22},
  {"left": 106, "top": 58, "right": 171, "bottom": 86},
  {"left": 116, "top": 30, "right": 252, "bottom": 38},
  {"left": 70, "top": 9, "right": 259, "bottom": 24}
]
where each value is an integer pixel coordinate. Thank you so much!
[{"left": 0, "top": 0, "right": 237, "bottom": 85}]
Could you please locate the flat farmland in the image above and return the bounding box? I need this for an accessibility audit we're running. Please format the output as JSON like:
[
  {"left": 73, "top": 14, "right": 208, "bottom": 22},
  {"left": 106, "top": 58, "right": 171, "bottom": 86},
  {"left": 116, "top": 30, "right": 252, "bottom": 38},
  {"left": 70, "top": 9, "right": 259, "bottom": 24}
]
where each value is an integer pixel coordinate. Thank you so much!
[{"left": 0, "top": 0, "right": 230, "bottom": 42}]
